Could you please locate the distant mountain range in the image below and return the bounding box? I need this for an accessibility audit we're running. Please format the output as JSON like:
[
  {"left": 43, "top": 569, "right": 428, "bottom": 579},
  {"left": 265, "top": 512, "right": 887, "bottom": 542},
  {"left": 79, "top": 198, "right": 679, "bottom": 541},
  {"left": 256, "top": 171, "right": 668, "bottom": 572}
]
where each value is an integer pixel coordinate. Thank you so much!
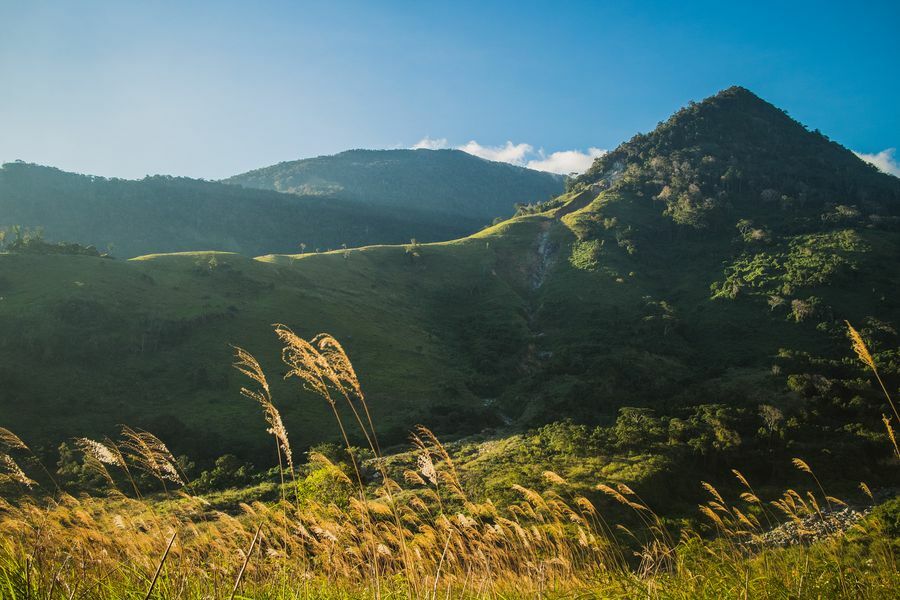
[
  {"left": 223, "top": 148, "right": 563, "bottom": 221},
  {"left": 0, "top": 149, "right": 563, "bottom": 257}
]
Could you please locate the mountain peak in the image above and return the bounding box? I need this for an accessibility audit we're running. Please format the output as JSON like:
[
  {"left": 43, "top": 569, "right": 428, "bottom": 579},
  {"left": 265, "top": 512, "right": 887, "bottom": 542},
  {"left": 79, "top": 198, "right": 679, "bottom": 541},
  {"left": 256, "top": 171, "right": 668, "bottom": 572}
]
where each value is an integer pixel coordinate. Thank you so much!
[
  {"left": 712, "top": 85, "right": 762, "bottom": 100},
  {"left": 572, "top": 87, "right": 900, "bottom": 229},
  {"left": 667, "top": 85, "right": 790, "bottom": 131}
]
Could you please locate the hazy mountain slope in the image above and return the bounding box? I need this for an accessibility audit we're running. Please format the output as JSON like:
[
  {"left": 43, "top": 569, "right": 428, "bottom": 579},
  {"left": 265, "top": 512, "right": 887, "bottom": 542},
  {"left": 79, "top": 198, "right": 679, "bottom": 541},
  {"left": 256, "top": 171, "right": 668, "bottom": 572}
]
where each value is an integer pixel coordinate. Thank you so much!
[
  {"left": 1, "top": 88, "right": 898, "bottom": 488},
  {"left": 223, "top": 148, "right": 564, "bottom": 220},
  {"left": 0, "top": 163, "right": 481, "bottom": 257}
]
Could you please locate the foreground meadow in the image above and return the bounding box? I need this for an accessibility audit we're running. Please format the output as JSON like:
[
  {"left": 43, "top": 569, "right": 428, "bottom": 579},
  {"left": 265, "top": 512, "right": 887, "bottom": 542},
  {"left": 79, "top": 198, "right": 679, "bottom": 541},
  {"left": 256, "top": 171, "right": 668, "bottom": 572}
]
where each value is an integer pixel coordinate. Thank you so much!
[{"left": 0, "top": 324, "right": 897, "bottom": 599}]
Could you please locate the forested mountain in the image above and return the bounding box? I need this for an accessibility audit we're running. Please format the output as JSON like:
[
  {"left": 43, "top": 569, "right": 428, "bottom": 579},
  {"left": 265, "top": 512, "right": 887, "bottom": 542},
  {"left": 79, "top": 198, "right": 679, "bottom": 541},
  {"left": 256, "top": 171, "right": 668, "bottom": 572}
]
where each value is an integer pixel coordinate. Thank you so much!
[
  {"left": 0, "top": 163, "right": 480, "bottom": 257},
  {"left": 0, "top": 153, "right": 562, "bottom": 258},
  {"left": 1, "top": 87, "right": 898, "bottom": 500},
  {"left": 574, "top": 85, "right": 899, "bottom": 229},
  {"left": 223, "top": 148, "right": 563, "bottom": 220}
]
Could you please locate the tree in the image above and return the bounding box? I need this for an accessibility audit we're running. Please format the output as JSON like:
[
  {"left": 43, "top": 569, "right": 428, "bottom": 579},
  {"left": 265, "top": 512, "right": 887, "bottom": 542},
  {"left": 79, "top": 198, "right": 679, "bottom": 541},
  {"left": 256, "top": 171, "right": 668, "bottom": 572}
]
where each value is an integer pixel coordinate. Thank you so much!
[
  {"left": 613, "top": 407, "right": 665, "bottom": 451},
  {"left": 736, "top": 219, "right": 754, "bottom": 237},
  {"left": 194, "top": 454, "right": 253, "bottom": 491},
  {"left": 790, "top": 297, "right": 818, "bottom": 322},
  {"left": 757, "top": 403, "right": 785, "bottom": 464},
  {"left": 684, "top": 405, "right": 742, "bottom": 464}
]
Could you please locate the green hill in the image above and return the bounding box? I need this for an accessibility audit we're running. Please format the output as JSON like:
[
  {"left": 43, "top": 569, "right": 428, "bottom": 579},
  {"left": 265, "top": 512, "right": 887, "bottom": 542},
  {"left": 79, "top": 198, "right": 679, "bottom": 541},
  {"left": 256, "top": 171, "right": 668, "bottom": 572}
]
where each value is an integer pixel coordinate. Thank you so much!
[
  {"left": 0, "top": 163, "right": 476, "bottom": 258},
  {"left": 1, "top": 87, "right": 898, "bottom": 494},
  {"left": 0, "top": 153, "right": 562, "bottom": 258},
  {"left": 223, "top": 148, "right": 563, "bottom": 221}
]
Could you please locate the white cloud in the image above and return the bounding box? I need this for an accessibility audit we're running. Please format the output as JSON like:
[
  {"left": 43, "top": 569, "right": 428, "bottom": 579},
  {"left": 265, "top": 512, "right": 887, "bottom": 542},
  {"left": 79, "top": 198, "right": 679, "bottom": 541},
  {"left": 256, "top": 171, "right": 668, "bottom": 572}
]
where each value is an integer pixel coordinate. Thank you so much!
[
  {"left": 457, "top": 140, "right": 534, "bottom": 165},
  {"left": 854, "top": 148, "right": 900, "bottom": 177},
  {"left": 412, "top": 136, "right": 604, "bottom": 175},
  {"left": 526, "top": 147, "right": 606, "bottom": 175},
  {"left": 412, "top": 136, "right": 449, "bottom": 150}
]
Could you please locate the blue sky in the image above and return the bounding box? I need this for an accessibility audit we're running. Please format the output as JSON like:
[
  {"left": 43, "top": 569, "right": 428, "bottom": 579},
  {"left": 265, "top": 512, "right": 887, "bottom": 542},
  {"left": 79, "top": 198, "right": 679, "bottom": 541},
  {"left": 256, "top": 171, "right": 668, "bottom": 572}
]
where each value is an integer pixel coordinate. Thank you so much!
[{"left": 1, "top": 0, "right": 898, "bottom": 179}]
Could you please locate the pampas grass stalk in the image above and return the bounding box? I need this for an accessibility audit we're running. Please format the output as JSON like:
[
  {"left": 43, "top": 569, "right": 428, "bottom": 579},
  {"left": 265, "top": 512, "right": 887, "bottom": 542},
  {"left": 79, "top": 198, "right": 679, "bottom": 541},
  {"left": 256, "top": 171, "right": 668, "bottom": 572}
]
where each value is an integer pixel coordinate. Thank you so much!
[
  {"left": 229, "top": 523, "right": 261, "bottom": 600},
  {"left": 144, "top": 531, "right": 176, "bottom": 600},
  {"left": 846, "top": 321, "right": 900, "bottom": 458}
]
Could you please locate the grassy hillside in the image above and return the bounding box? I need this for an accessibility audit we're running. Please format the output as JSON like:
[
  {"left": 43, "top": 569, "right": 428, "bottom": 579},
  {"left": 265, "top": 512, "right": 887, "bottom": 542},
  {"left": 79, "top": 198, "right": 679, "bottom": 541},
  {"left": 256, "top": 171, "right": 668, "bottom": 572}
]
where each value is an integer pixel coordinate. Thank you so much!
[
  {"left": 224, "top": 148, "right": 564, "bottom": 221},
  {"left": 1, "top": 88, "right": 898, "bottom": 494},
  {"left": 0, "top": 224, "right": 545, "bottom": 462},
  {"left": 1, "top": 301, "right": 897, "bottom": 599}
]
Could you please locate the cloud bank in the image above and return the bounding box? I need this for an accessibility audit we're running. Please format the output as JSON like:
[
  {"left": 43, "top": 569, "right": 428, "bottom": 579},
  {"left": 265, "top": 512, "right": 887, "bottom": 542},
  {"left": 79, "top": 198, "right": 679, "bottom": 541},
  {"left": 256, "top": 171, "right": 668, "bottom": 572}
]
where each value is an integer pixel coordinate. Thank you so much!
[
  {"left": 458, "top": 140, "right": 534, "bottom": 165},
  {"left": 411, "top": 136, "right": 449, "bottom": 150},
  {"left": 411, "top": 137, "right": 605, "bottom": 175},
  {"left": 416, "top": 138, "right": 900, "bottom": 179},
  {"left": 854, "top": 148, "right": 900, "bottom": 177},
  {"left": 526, "top": 147, "right": 606, "bottom": 175}
]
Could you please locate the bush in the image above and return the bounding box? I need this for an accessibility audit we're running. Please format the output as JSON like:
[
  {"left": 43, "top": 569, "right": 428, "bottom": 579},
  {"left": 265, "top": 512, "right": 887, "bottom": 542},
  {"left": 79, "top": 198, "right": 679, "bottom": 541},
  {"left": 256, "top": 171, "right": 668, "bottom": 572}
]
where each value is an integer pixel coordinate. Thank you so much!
[{"left": 194, "top": 454, "right": 254, "bottom": 491}]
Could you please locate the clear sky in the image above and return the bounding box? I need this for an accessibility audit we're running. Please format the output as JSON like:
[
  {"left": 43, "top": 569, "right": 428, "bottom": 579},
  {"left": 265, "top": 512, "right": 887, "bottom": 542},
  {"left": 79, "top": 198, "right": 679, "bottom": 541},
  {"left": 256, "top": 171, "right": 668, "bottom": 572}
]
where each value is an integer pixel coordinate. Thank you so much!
[{"left": 2, "top": 0, "right": 898, "bottom": 179}]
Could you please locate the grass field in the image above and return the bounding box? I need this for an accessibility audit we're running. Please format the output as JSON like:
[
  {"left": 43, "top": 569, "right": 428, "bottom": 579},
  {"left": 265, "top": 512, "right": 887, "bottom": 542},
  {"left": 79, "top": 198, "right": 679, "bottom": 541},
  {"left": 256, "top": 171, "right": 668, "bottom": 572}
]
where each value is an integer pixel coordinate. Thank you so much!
[
  {"left": 0, "top": 218, "right": 543, "bottom": 460},
  {"left": 0, "top": 323, "right": 896, "bottom": 599}
]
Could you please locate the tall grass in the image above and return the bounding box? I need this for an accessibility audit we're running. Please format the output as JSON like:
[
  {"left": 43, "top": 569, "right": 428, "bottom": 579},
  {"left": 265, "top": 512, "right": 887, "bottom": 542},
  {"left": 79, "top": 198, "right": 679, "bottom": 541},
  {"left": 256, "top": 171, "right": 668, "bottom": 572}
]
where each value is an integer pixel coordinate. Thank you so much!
[
  {"left": 0, "top": 324, "right": 896, "bottom": 598},
  {"left": 847, "top": 321, "right": 900, "bottom": 458}
]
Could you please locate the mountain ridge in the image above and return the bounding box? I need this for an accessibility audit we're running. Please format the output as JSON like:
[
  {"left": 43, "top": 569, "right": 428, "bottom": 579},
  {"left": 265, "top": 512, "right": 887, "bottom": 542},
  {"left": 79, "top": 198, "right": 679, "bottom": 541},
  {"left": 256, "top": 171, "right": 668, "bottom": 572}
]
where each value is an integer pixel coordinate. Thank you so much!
[
  {"left": 223, "top": 148, "right": 563, "bottom": 221},
  {"left": 0, "top": 151, "right": 563, "bottom": 257}
]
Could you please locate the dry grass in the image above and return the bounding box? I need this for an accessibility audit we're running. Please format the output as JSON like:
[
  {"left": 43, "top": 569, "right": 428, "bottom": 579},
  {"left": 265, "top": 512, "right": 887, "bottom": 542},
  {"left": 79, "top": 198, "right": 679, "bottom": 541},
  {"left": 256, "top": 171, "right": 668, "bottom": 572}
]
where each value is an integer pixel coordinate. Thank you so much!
[
  {"left": 0, "top": 324, "right": 896, "bottom": 599},
  {"left": 847, "top": 320, "right": 900, "bottom": 458}
]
